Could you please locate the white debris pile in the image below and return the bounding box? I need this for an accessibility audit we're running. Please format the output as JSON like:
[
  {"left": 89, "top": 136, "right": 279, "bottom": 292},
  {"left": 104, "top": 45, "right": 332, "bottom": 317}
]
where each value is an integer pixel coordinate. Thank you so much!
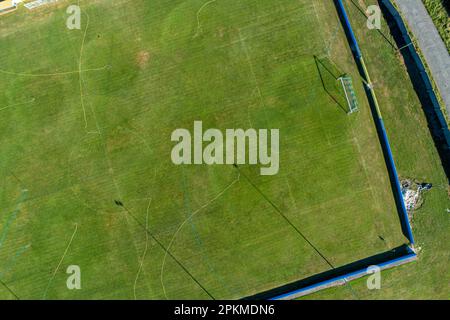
[
  {"left": 403, "top": 188, "right": 420, "bottom": 211},
  {"left": 401, "top": 180, "right": 432, "bottom": 212}
]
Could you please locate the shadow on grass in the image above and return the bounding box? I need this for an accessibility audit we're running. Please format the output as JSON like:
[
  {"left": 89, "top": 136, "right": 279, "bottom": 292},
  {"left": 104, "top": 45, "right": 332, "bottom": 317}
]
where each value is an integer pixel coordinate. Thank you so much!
[
  {"left": 379, "top": 0, "right": 450, "bottom": 182},
  {"left": 443, "top": 0, "right": 450, "bottom": 15},
  {"left": 243, "top": 244, "right": 412, "bottom": 300},
  {"left": 314, "top": 55, "right": 348, "bottom": 114},
  {"left": 348, "top": 0, "right": 398, "bottom": 50}
]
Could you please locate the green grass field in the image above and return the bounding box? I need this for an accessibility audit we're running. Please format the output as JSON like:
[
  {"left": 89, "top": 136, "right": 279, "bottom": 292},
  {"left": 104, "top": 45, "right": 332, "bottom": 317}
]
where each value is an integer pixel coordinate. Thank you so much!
[
  {"left": 0, "top": 0, "right": 408, "bottom": 299},
  {"left": 304, "top": 0, "right": 450, "bottom": 300}
]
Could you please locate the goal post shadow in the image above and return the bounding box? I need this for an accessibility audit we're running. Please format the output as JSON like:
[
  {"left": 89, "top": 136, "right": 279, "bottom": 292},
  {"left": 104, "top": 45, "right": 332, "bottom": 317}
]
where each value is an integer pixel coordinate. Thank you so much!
[{"left": 313, "top": 55, "right": 354, "bottom": 114}]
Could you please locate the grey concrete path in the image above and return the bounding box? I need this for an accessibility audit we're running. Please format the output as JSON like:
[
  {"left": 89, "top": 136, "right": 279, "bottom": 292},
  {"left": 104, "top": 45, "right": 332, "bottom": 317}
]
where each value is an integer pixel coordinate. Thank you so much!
[{"left": 395, "top": 0, "right": 450, "bottom": 115}]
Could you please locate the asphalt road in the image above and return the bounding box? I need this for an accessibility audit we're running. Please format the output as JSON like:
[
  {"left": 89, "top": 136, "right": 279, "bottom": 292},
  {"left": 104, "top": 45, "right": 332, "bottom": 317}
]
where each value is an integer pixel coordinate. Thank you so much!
[{"left": 395, "top": 0, "right": 450, "bottom": 116}]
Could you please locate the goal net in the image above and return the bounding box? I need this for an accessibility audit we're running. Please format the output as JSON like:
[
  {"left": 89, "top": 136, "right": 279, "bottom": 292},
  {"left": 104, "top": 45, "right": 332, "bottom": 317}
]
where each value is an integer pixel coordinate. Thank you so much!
[{"left": 338, "top": 75, "right": 359, "bottom": 114}]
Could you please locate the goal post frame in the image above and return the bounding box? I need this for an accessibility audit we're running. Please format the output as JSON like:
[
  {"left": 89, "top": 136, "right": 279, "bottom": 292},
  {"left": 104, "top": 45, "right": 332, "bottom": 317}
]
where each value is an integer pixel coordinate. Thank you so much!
[{"left": 338, "top": 75, "right": 359, "bottom": 114}]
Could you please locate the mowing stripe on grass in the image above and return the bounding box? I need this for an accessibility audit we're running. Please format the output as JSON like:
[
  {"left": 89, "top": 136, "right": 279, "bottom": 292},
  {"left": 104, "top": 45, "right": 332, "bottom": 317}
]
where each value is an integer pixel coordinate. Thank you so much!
[
  {"left": 0, "top": 186, "right": 29, "bottom": 298},
  {"left": 42, "top": 223, "right": 79, "bottom": 299},
  {"left": 0, "top": 190, "right": 28, "bottom": 249},
  {"left": 234, "top": 165, "right": 335, "bottom": 269},
  {"left": 119, "top": 204, "right": 215, "bottom": 299},
  {"left": 236, "top": 166, "right": 362, "bottom": 299},
  {"left": 0, "top": 244, "right": 31, "bottom": 279},
  {"left": 159, "top": 172, "right": 241, "bottom": 299},
  {"left": 0, "top": 0, "right": 409, "bottom": 299},
  {"left": 180, "top": 168, "right": 233, "bottom": 296},
  {"left": 0, "top": 278, "right": 19, "bottom": 300}
]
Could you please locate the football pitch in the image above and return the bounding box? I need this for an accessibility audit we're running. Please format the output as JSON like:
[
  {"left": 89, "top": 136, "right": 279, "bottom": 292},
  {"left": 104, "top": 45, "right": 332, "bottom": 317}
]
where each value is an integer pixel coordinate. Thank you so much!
[{"left": 0, "top": 0, "right": 407, "bottom": 299}]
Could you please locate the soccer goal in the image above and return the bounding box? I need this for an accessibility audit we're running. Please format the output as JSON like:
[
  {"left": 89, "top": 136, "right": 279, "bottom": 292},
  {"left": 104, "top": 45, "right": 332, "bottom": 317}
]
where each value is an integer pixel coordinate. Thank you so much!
[{"left": 338, "top": 75, "right": 359, "bottom": 114}]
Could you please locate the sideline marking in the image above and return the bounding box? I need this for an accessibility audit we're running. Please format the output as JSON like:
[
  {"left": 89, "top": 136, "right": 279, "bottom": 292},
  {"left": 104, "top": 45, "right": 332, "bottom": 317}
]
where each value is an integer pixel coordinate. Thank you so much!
[{"left": 42, "top": 223, "right": 78, "bottom": 299}]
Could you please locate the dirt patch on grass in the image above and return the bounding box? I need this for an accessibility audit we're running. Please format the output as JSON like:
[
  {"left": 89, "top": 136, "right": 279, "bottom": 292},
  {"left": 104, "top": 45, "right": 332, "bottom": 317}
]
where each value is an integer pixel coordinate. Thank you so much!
[{"left": 136, "top": 50, "right": 150, "bottom": 69}]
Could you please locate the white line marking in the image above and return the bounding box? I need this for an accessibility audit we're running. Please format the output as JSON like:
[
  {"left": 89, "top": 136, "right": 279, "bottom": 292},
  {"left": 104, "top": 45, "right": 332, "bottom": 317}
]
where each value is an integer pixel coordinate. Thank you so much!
[
  {"left": 193, "top": 0, "right": 217, "bottom": 38},
  {"left": 160, "top": 173, "right": 240, "bottom": 299},
  {"left": 42, "top": 223, "right": 78, "bottom": 299},
  {"left": 79, "top": 11, "right": 90, "bottom": 131},
  {"left": 0, "top": 66, "right": 109, "bottom": 77},
  {"left": 0, "top": 98, "right": 35, "bottom": 112},
  {"left": 133, "top": 198, "right": 152, "bottom": 300}
]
